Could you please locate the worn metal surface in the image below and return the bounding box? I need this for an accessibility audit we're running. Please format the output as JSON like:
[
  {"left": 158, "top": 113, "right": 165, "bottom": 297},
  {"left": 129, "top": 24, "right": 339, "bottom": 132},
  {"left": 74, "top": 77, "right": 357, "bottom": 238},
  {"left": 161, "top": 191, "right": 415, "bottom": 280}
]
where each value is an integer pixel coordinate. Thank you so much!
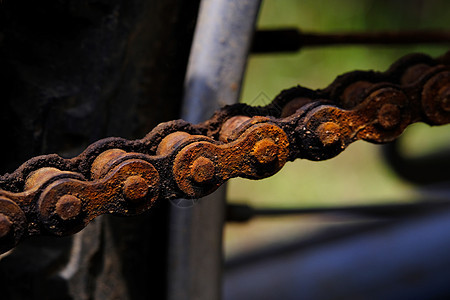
[
  {"left": 168, "top": 1, "right": 262, "bottom": 299},
  {"left": 0, "top": 51, "right": 449, "bottom": 253}
]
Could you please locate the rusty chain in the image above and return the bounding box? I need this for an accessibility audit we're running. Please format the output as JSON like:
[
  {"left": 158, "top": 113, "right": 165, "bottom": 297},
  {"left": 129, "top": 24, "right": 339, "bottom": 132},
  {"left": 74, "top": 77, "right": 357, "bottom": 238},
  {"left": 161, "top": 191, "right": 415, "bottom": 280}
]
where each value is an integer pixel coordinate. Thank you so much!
[{"left": 0, "top": 51, "right": 449, "bottom": 253}]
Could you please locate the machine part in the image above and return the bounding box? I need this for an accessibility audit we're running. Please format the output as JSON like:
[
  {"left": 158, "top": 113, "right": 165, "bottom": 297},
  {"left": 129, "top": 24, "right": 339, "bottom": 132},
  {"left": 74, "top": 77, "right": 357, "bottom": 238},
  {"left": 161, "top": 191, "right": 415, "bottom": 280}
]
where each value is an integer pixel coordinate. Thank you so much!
[{"left": 0, "top": 51, "right": 449, "bottom": 253}]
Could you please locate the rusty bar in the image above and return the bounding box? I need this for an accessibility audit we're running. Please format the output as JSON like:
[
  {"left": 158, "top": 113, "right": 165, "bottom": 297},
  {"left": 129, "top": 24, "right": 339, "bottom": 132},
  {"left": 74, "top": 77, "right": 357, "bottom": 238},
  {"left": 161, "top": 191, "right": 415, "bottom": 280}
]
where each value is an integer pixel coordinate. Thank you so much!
[{"left": 251, "top": 29, "right": 450, "bottom": 53}]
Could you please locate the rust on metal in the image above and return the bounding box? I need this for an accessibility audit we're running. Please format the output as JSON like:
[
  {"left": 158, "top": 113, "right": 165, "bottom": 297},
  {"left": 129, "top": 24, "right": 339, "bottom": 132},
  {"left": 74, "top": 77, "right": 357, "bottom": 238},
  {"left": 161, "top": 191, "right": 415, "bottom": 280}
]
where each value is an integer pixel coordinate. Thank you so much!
[
  {"left": 340, "top": 81, "right": 373, "bottom": 108},
  {"left": 0, "top": 51, "right": 449, "bottom": 252},
  {"left": 0, "top": 213, "right": 12, "bottom": 239},
  {"left": 0, "top": 197, "right": 26, "bottom": 252},
  {"left": 401, "top": 64, "right": 432, "bottom": 85},
  {"left": 55, "top": 195, "right": 82, "bottom": 221},
  {"left": 123, "top": 175, "right": 151, "bottom": 202},
  {"left": 251, "top": 138, "right": 280, "bottom": 164},
  {"left": 25, "top": 167, "right": 69, "bottom": 190},
  {"left": 422, "top": 70, "right": 450, "bottom": 124},
  {"left": 190, "top": 156, "right": 216, "bottom": 184},
  {"left": 91, "top": 149, "right": 127, "bottom": 180},
  {"left": 173, "top": 123, "right": 289, "bottom": 197},
  {"left": 156, "top": 131, "right": 193, "bottom": 155},
  {"left": 280, "top": 97, "right": 313, "bottom": 117},
  {"left": 316, "top": 122, "right": 342, "bottom": 146},
  {"left": 219, "top": 116, "right": 251, "bottom": 142},
  {"left": 378, "top": 103, "right": 401, "bottom": 130}
]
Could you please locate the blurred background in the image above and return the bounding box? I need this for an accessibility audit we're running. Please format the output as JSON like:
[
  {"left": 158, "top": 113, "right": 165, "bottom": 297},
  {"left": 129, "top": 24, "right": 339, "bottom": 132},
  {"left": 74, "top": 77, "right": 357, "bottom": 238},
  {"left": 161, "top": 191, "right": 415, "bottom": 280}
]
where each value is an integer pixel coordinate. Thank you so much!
[{"left": 224, "top": 0, "right": 450, "bottom": 259}]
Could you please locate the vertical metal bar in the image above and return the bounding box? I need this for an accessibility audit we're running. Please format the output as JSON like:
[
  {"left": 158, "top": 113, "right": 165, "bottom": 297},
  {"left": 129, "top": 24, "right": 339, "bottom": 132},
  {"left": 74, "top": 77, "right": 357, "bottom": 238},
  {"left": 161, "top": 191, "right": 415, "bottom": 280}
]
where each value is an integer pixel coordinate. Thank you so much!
[{"left": 167, "top": 0, "right": 262, "bottom": 299}]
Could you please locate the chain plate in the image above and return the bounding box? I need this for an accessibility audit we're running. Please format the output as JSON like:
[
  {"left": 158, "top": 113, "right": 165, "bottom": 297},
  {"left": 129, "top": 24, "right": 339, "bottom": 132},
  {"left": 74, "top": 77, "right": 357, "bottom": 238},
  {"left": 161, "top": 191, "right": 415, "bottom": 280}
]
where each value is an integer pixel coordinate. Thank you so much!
[{"left": 0, "top": 51, "right": 449, "bottom": 253}]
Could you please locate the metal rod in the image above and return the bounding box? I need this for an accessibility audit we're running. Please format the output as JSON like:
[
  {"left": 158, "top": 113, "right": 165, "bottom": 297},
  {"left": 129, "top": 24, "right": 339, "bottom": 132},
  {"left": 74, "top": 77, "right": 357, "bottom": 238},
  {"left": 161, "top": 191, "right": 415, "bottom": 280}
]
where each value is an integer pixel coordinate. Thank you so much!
[
  {"left": 226, "top": 200, "right": 450, "bottom": 222},
  {"left": 251, "top": 29, "right": 450, "bottom": 53},
  {"left": 167, "top": 1, "right": 262, "bottom": 300}
]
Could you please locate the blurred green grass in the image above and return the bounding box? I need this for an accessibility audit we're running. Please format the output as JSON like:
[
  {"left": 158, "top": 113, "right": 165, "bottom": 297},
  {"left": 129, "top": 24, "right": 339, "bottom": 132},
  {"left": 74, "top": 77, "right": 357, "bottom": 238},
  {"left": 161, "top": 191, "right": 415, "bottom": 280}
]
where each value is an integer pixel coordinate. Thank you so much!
[{"left": 225, "top": 0, "right": 450, "bottom": 257}]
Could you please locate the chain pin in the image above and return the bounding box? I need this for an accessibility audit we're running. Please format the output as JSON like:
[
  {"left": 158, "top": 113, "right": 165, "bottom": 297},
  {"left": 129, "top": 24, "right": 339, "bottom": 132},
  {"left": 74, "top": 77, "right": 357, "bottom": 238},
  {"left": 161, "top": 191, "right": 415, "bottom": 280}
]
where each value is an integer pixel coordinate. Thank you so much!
[
  {"left": 123, "top": 176, "right": 150, "bottom": 202},
  {"left": 378, "top": 103, "right": 401, "bottom": 130},
  {"left": 316, "top": 122, "right": 341, "bottom": 146},
  {"left": 190, "top": 156, "right": 215, "bottom": 183},
  {"left": 252, "top": 138, "right": 279, "bottom": 164},
  {"left": 55, "top": 195, "right": 82, "bottom": 220}
]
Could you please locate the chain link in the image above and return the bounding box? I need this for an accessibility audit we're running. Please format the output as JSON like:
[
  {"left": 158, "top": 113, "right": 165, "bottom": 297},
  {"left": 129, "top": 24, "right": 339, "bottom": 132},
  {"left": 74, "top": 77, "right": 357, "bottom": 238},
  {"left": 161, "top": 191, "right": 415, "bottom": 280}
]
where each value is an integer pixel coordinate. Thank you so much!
[{"left": 0, "top": 51, "right": 449, "bottom": 253}]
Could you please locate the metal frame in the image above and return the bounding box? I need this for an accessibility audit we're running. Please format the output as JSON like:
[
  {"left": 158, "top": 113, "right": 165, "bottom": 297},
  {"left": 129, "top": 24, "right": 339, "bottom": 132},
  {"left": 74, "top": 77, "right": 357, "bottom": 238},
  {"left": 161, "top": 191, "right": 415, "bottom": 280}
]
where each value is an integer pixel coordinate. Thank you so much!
[{"left": 167, "top": 1, "right": 262, "bottom": 299}]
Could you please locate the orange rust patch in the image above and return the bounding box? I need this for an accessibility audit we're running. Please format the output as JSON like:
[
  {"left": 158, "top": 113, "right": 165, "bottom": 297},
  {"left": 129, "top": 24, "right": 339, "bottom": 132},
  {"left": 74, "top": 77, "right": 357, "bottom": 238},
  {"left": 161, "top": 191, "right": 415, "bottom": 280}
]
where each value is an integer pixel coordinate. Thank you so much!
[
  {"left": 316, "top": 122, "right": 341, "bottom": 146},
  {"left": 190, "top": 156, "right": 215, "bottom": 183},
  {"left": 55, "top": 195, "right": 82, "bottom": 221},
  {"left": 123, "top": 175, "right": 150, "bottom": 202},
  {"left": 251, "top": 138, "right": 279, "bottom": 164}
]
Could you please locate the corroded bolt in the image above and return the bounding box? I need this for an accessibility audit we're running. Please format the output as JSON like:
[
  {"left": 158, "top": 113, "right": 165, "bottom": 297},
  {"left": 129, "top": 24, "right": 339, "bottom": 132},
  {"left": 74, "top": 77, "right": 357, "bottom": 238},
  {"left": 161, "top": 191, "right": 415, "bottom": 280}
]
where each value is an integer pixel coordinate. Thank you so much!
[
  {"left": 0, "top": 213, "right": 12, "bottom": 238},
  {"left": 316, "top": 122, "right": 341, "bottom": 146},
  {"left": 251, "top": 138, "right": 279, "bottom": 164},
  {"left": 439, "top": 86, "right": 450, "bottom": 112},
  {"left": 190, "top": 156, "right": 215, "bottom": 183},
  {"left": 55, "top": 195, "right": 82, "bottom": 221},
  {"left": 123, "top": 175, "right": 150, "bottom": 202},
  {"left": 378, "top": 103, "right": 401, "bottom": 130}
]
